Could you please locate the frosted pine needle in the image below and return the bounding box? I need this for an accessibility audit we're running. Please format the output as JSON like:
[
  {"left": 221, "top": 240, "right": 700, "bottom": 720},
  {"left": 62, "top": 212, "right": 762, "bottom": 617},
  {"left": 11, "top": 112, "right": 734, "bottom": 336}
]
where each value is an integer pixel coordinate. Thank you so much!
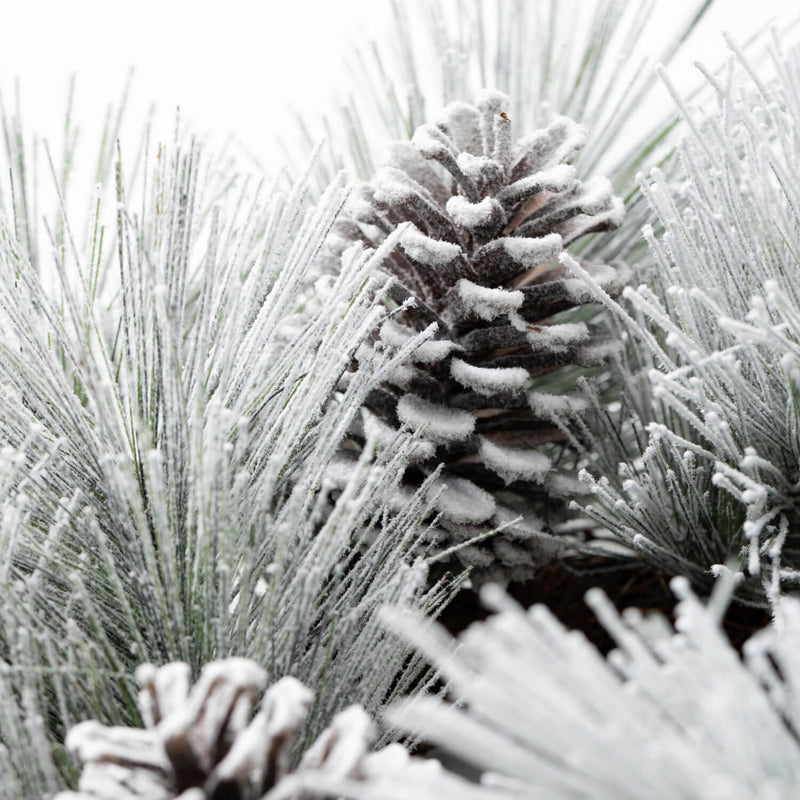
[
  {"left": 0, "top": 96, "right": 447, "bottom": 797},
  {"left": 312, "top": 572, "right": 800, "bottom": 800},
  {"left": 577, "top": 34, "right": 800, "bottom": 602}
]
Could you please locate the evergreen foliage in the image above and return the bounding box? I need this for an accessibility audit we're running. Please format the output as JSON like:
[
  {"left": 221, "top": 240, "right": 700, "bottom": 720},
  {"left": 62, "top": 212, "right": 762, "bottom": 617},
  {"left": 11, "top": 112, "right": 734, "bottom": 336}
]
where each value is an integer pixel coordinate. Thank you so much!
[
  {"left": 0, "top": 101, "right": 446, "bottom": 796},
  {"left": 313, "top": 571, "right": 800, "bottom": 800},
  {"left": 2, "top": 1, "right": 799, "bottom": 798},
  {"left": 578, "top": 35, "right": 800, "bottom": 603}
]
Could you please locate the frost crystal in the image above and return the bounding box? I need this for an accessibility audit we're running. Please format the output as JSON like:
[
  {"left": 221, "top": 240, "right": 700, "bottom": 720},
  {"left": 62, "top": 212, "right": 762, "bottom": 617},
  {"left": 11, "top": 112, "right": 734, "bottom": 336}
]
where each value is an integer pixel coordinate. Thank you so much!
[
  {"left": 396, "top": 394, "right": 476, "bottom": 442},
  {"left": 454, "top": 279, "right": 524, "bottom": 321}
]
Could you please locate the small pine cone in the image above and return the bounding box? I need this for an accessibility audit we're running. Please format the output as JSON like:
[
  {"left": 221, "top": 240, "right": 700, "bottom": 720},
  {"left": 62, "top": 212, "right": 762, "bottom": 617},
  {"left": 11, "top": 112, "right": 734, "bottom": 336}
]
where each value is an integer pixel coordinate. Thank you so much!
[
  {"left": 330, "top": 90, "right": 627, "bottom": 584},
  {"left": 55, "top": 658, "right": 379, "bottom": 800}
]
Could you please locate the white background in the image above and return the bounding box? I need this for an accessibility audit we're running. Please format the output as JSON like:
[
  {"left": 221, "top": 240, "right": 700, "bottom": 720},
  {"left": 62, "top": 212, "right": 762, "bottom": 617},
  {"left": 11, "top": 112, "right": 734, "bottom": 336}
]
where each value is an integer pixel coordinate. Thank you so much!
[{"left": 0, "top": 0, "right": 795, "bottom": 171}]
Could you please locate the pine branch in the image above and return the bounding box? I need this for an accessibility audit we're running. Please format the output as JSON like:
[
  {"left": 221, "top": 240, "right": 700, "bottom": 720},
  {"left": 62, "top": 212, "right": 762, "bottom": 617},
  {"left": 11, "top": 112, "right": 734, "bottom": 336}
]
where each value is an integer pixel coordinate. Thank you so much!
[
  {"left": 577, "top": 33, "right": 800, "bottom": 603},
  {"left": 308, "top": 570, "right": 800, "bottom": 800},
  {"left": 0, "top": 95, "right": 450, "bottom": 796}
]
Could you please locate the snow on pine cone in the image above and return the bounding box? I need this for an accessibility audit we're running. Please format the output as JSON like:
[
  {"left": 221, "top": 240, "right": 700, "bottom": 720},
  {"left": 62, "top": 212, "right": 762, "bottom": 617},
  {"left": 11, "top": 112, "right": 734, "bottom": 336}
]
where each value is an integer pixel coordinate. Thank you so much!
[
  {"left": 328, "top": 90, "right": 628, "bottom": 584},
  {"left": 54, "top": 658, "right": 395, "bottom": 800}
]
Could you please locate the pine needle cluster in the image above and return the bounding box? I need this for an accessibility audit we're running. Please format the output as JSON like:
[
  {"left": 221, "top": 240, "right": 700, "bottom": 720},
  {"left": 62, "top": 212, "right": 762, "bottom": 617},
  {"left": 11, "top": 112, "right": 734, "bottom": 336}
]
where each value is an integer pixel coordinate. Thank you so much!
[
  {"left": 579, "top": 36, "right": 800, "bottom": 603},
  {"left": 0, "top": 99, "right": 446, "bottom": 797}
]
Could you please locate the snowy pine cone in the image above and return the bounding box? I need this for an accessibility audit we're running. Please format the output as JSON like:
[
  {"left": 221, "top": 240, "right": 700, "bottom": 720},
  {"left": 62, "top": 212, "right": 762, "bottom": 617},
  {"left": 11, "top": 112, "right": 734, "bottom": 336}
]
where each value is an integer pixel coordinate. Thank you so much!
[
  {"left": 55, "top": 658, "right": 387, "bottom": 800},
  {"left": 329, "top": 90, "right": 627, "bottom": 584}
]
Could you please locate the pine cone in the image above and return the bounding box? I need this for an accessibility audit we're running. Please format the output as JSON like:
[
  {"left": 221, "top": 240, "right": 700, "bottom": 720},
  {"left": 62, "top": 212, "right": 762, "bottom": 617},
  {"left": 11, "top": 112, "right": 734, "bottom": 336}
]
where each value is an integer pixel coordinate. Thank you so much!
[
  {"left": 55, "top": 658, "right": 381, "bottom": 800},
  {"left": 330, "top": 90, "right": 627, "bottom": 584}
]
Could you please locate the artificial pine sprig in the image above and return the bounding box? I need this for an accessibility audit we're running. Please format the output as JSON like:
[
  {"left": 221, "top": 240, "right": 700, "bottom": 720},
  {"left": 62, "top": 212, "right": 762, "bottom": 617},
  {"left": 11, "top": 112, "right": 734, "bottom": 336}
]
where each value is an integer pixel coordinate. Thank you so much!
[
  {"left": 577, "top": 36, "right": 800, "bottom": 603},
  {"left": 312, "top": 571, "right": 800, "bottom": 800},
  {"left": 4, "top": 3, "right": 799, "bottom": 799},
  {"left": 0, "top": 98, "right": 447, "bottom": 797}
]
